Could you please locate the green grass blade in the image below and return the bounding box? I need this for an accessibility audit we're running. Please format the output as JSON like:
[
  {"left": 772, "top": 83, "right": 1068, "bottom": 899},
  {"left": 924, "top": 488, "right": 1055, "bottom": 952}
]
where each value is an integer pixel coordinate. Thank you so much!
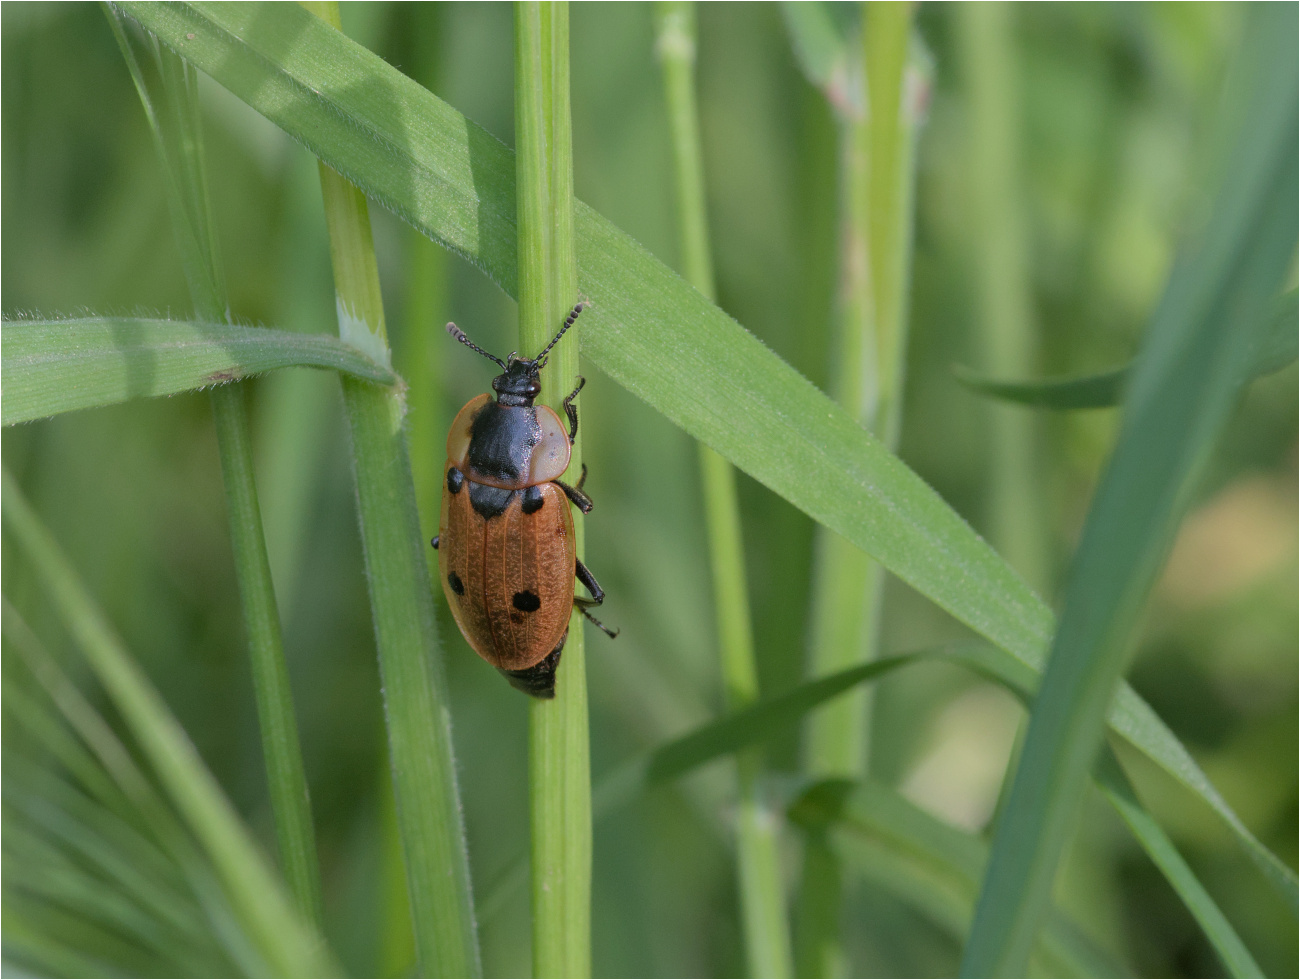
[
  {"left": 963, "top": 8, "right": 1299, "bottom": 973},
  {"left": 789, "top": 780, "right": 1127, "bottom": 977},
  {"left": 591, "top": 652, "right": 939, "bottom": 820},
  {"left": 2, "top": 317, "right": 395, "bottom": 425},
  {"left": 953, "top": 286, "right": 1297, "bottom": 410},
  {"left": 208, "top": 384, "right": 325, "bottom": 926},
  {"left": 802, "top": 6, "right": 875, "bottom": 787},
  {"left": 954, "top": 362, "right": 1130, "bottom": 410},
  {"left": 514, "top": 5, "right": 592, "bottom": 975},
  {"left": 647, "top": 654, "right": 924, "bottom": 786},
  {"left": 1, "top": 471, "right": 338, "bottom": 977},
  {"left": 116, "top": 0, "right": 1296, "bottom": 911},
  {"left": 656, "top": 3, "right": 790, "bottom": 975},
  {"left": 1094, "top": 748, "right": 1263, "bottom": 978},
  {"left": 298, "top": 5, "right": 480, "bottom": 975}
]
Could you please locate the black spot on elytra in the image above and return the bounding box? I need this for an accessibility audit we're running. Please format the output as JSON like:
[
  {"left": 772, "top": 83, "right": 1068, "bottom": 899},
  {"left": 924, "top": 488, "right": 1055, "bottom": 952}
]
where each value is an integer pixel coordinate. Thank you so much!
[
  {"left": 446, "top": 467, "right": 464, "bottom": 494},
  {"left": 512, "top": 590, "right": 541, "bottom": 612},
  {"left": 522, "top": 485, "right": 545, "bottom": 514},
  {"left": 447, "top": 572, "right": 465, "bottom": 596}
]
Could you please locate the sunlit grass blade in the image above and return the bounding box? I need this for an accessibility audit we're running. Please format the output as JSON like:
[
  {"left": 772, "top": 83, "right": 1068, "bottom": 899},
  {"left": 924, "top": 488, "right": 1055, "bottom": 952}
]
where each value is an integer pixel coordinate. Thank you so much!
[
  {"left": 116, "top": 0, "right": 1297, "bottom": 912},
  {"left": 788, "top": 780, "right": 1126, "bottom": 977},
  {"left": 953, "top": 286, "right": 1297, "bottom": 410},
  {"left": 1, "top": 471, "right": 338, "bottom": 976},
  {"left": 963, "top": 7, "right": 1299, "bottom": 973},
  {"left": 2, "top": 317, "right": 395, "bottom": 425},
  {"left": 114, "top": 0, "right": 1047, "bottom": 729}
]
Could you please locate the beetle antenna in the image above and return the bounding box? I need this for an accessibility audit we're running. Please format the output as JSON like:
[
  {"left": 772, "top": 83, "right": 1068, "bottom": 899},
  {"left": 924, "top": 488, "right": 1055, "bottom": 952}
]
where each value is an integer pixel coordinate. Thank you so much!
[
  {"left": 535, "top": 301, "right": 589, "bottom": 368},
  {"left": 447, "top": 322, "right": 507, "bottom": 369}
]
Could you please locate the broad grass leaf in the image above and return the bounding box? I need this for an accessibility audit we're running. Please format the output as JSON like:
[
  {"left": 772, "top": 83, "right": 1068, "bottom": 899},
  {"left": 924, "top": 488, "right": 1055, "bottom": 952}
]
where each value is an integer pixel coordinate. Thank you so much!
[{"left": 2, "top": 317, "right": 395, "bottom": 425}]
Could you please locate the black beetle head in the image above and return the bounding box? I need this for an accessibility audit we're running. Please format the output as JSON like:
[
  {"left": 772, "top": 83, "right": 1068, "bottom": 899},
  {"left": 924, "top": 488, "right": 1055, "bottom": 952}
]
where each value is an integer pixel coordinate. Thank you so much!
[
  {"left": 492, "top": 355, "right": 542, "bottom": 406},
  {"left": 445, "top": 302, "right": 590, "bottom": 406}
]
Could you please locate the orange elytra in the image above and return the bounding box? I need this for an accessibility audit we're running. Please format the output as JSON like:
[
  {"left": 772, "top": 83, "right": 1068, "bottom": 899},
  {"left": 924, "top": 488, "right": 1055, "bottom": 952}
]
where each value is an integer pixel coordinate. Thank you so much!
[{"left": 430, "top": 302, "right": 616, "bottom": 698}]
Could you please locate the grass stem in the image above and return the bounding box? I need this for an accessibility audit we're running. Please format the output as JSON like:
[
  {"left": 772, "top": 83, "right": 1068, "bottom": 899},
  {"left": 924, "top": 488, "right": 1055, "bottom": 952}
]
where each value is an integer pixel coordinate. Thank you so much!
[
  {"left": 804, "top": 0, "right": 918, "bottom": 783},
  {"left": 798, "top": 6, "right": 919, "bottom": 973},
  {"left": 303, "top": 5, "right": 481, "bottom": 975},
  {"left": 107, "top": 14, "right": 325, "bottom": 925},
  {"left": 514, "top": 5, "right": 592, "bottom": 974},
  {"left": 955, "top": 2, "right": 1049, "bottom": 594},
  {"left": 655, "top": 4, "right": 792, "bottom": 975}
]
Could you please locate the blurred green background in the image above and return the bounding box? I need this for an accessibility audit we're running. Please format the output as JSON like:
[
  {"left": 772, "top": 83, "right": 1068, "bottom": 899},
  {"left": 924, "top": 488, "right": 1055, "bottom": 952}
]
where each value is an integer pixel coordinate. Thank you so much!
[{"left": 3, "top": 3, "right": 1294, "bottom": 976}]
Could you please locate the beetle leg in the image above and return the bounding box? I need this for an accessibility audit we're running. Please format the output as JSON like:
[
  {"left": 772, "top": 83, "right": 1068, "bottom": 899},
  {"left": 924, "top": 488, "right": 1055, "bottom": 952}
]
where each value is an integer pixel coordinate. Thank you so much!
[
  {"left": 562, "top": 376, "right": 585, "bottom": 443},
  {"left": 574, "top": 557, "right": 605, "bottom": 603},
  {"left": 430, "top": 535, "right": 440, "bottom": 550},
  {"left": 575, "top": 463, "right": 589, "bottom": 491},
  {"left": 555, "top": 479, "right": 593, "bottom": 514},
  {"left": 574, "top": 602, "right": 619, "bottom": 638}
]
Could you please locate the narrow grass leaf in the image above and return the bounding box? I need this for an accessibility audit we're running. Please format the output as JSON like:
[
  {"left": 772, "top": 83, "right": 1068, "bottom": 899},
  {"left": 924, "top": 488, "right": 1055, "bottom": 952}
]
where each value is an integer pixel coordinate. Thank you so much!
[
  {"left": 953, "top": 287, "right": 1297, "bottom": 410},
  {"left": 788, "top": 780, "right": 1126, "bottom": 977},
  {"left": 3, "top": 602, "right": 268, "bottom": 976},
  {"left": 1, "top": 471, "right": 338, "bottom": 977},
  {"left": 107, "top": 10, "right": 327, "bottom": 926},
  {"left": 963, "top": 9, "right": 1299, "bottom": 974},
  {"left": 116, "top": 0, "right": 1295, "bottom": 909},
  {"left": 954, "top": 362, "right": 1129, "bottom": 410},
  {"left": 1094, "top": 749, "right": 1262, "bottom": 978},
  {"left": 2, "top": 317, "right": 395, "bottom": 425},
  {"left": 3, "top": 774, "right": 214, "bottom": 954}
]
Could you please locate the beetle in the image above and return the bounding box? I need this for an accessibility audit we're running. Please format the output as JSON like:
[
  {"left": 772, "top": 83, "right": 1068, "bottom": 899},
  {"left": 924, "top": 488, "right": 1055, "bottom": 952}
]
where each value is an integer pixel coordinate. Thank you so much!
[{"left": 430, "top": 302, "right": 616, "bottom": 698}]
